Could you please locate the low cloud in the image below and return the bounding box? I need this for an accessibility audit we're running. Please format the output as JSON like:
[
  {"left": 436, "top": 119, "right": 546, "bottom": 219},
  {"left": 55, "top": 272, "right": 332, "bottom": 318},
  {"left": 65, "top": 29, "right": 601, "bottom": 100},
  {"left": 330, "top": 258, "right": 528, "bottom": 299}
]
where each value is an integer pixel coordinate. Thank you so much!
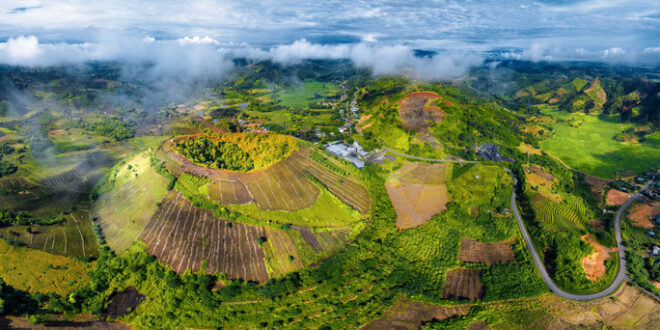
[{"left": 0, "top": 36, "right": 486, "bottom": 80}]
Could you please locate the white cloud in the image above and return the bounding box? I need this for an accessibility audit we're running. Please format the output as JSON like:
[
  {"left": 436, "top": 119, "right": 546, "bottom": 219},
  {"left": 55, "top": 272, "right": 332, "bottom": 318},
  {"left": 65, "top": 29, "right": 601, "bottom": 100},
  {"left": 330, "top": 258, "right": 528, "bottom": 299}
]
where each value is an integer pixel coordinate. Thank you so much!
[{"left": 177, "top": 36, "right": 220, "bottom": 46}]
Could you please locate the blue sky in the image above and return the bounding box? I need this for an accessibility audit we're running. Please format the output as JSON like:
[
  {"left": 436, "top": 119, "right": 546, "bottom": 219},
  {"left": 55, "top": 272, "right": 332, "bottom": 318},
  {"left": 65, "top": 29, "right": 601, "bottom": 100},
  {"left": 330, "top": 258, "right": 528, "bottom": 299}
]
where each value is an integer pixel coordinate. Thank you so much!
[{"left": 0, "top": 0, "right": 659, "bottom": 77}]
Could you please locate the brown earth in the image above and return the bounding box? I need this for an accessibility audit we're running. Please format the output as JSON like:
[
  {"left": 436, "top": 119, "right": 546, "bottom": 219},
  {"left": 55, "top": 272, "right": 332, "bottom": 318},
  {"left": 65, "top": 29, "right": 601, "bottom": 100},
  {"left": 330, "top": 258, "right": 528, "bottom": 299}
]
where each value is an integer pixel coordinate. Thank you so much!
[
  {"left": 467, "top": 321, "right": 490, "bottom": 330},
  {"left": 364, "top": 297, "right": 470, "bottom": 330},
  {"left": 581, "top": 234, "right": 617, "bottom": 281},
  {"left": 628, "top": 200, "right": 660, "bottom": 229},
  {"left": 458, "top": 238, "right": 516, "bottom": 266},
  {"left": 385, "top": 162, "right": 448, "bottom": 229},
  {"left": 606, "top": 189, "right": 631, "bottom": 206},
  {"left": 0, "top": 315, "right": 130, "bottom": 329},
  {"left": 442, "top": 268, "right": 483, "bottom": 301},
  {"left": 158, "top": 136, "right": 370, "bottom": 214},
  {"left": 397, "top": 92, "right": 445, "bottom": 133},
  {"left": 105, "top": 287, "right": 145, "bottom": 317},
  {"left": 139, "top": 190, "right": 270, "bottom": 282}
]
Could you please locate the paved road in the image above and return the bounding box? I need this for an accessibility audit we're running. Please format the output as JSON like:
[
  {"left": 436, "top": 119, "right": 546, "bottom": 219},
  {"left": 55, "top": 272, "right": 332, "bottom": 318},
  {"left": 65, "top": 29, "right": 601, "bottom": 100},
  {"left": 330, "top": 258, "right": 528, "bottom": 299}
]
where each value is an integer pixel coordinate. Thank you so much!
[
  {"left": 382, "top": 147, "right": 479, "bottom": 164},
  {"left": 385, "top": 149, "right": 655, "bottom": 301},
  {"left": 509, "top": 170, "right": 654, "bottom": 300}
]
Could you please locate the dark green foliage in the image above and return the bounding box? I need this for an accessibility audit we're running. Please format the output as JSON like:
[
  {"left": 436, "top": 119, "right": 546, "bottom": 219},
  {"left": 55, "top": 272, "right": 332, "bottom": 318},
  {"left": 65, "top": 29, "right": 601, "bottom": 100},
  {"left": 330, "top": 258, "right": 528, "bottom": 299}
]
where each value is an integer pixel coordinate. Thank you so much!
[
  {"left": 0, "top": 277, "right": 39, "bottom": 315},
  {"left": 626, "top": 250, "right": 660, "bottom": 295},
  {"left": 87, "top": 118, "right": 137, "bottom": 141},
  {"left": 0, "top": 160, "right": 17, "bottom": 177},
  {"left": 175, "top": 136, "right": 254, "bottom": 171},
  {"left": 0, "top": 209, "right": 65, "bottom": 227}
]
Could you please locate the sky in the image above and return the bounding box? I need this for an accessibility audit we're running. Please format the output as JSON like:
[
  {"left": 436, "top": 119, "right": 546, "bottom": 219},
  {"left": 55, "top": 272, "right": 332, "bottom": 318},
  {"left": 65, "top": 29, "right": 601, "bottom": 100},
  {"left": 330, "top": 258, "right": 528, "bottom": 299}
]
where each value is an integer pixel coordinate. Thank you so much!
[{"left": 0, "top": 0, "right": 659, "bottom": 78}]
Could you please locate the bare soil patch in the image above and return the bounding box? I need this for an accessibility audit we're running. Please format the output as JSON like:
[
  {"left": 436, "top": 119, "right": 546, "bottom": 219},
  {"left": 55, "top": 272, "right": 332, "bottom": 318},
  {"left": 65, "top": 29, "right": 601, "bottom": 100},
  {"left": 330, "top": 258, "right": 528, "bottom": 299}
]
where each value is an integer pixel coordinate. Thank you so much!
[
  {"left": 386, "top": 162, "right": 448, "bottom": 229},
  {"left": 442, "top": 268, "right": 483, "bottom": 301},
  {"left": 458, "top": 238, "right": 516, "bottom": 266},
  {"left": 628, "top": 200, "right": 660, "bottom": 229},
  {"left": 105, "top": 287, "right": 145, "bottom": 317},
  {"left": 606, "top": 189, "right": 631, "bottom": 206},
  {"left": 397, "top": 92, "right": 445, "bottom": 133},
  {"left": 364, "top": 297, "right": 470, "bottom": 330},
  {"left": 580, "top": 234, "right": 617, "bottom": 281}
]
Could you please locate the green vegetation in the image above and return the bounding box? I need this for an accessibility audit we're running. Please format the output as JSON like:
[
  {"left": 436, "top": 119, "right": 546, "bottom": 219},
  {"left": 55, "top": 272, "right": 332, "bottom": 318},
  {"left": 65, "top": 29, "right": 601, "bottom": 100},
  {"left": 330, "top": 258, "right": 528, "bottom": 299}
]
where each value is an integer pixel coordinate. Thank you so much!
[
  {"left": 86, "top": 117, "right": 137, "bottom": 141},
  {"left": 226, "top": 182, "right": 362, "bottom": 227},
  {"left": 92, "top": 151, "right": 170, "bottom": 252},
  {"left": 175, "top": 136, "right": 254, "bottom": 171},
  {"left": 539, "top": 105, "right": 660, "bottom": 178},
  {"left": 174, "top": 133, "right": 299, "bottom": 171},
  {"left": 277, "top": 80, "right": 340, "bottom": 107},
  {"left": 0, "top": 239, "right": 93, "bottom": 296},
  {"left": 0, "top": 160, "right": 17, "bottom": 177},
  {"left": 0, "top": 209, "right": 65, "bottom": 226}
]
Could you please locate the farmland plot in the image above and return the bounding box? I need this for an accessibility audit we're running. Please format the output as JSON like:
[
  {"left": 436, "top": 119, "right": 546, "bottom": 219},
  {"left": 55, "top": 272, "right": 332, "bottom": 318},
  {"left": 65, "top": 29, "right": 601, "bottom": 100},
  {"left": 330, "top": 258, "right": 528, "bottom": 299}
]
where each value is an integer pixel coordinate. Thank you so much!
[
  {"left": 386, "top": 162, "right": 448, "bottom": 229},
  {"left": 458, "top": 238, "right": 516, "bottom": 266},
  {"left": 442, "top": 268, "right": 484, "bottom": 301},
  {"left": 139, "top": 191, "right": 269, "bottom": 282},
  {"left": 93, "top": 152, "right": 169, "bottom": 252},
  {"left": 264, "top": 225, "right": 355, "bottom": 278},
  {"left": 0, "top": 173, "right": 99, "bottom": 258},
  {"left": 157, "top": 138, "right": 370, "bottom": 214}
]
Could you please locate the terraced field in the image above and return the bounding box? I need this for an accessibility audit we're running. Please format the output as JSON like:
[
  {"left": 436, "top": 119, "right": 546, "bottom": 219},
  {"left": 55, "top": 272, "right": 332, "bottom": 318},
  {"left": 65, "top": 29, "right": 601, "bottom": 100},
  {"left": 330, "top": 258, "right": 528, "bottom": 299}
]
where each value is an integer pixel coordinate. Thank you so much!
[
  {"left": 0, "top": 170, "right": 100, "bottom": 258},
  {"left": 139, "top": 190, "right": 270, "bottom": 282},
  {"left": 137, "top": 190, "right": 356, "bottom": 281},
  {"left": 156, "top": 137, "right": 370, "bottom": 216}
]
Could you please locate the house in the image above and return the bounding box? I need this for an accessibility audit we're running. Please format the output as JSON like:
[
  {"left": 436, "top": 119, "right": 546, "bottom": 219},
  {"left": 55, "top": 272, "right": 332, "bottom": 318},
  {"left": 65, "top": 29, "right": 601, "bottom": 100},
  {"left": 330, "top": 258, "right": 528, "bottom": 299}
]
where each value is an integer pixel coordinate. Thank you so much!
[
  {"left": 651, "top": 246, "right": 660, "bottom": 255},
  {"left": 325, "top": 140, "right": 368, "bottom": 168}
]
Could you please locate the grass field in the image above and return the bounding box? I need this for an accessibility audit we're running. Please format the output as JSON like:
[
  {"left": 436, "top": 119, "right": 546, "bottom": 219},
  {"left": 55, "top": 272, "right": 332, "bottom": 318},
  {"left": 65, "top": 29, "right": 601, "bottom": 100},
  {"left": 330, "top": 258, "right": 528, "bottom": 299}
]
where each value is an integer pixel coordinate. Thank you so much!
[
  {"left": 646, "top": 131, "right": 660, "bottom": 146},
  {"left": 93, "top": 151, "right": 169, "bottom": 253},
  {"left": 539, "top": 105, "right": 660, "bottom": 178},
  {"left": 278, "top": 80, "right": 340, "bottom": 107},
  {"left": 0, "top": 238, "right": 93, "bottom": 296}
]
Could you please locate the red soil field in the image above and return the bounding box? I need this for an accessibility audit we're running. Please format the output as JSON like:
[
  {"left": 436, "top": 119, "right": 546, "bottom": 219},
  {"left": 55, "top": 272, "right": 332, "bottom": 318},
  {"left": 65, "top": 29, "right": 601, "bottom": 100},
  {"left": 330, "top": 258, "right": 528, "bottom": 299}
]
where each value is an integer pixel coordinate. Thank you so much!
[
  {"left": 606, "top": 189, "right": 631, "bottom": 206},
  {"left": 442, "top": 268, "right": 483, "bottom": 301},
  {"left": 139, "top": 191, "right": 269, "bottom": 282},
  {"left": 580, "top": 234, "right": 617, "bottom": 281},
  {"left": 397, "top": 92, "right": 446, "bottom": 132},
  {"left": 458, "top": 238, "right": 516, "bottom": 266},
  {"left": 628, "top": 201, "right": 660, "bottom": 229}
]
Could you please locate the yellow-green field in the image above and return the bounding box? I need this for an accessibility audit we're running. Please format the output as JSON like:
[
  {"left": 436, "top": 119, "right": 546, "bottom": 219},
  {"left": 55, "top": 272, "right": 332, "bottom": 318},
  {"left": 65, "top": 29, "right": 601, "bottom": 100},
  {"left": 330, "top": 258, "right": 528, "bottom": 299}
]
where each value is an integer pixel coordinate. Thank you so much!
[
  {"left": 93, "top": 151, "right": 169, "bottom": 252},
  {"left": 539, "top": 106, "right": 660, "bottom": 178},
  {"left": 0, "top": 239, "right": 93, "bottom": 296}
]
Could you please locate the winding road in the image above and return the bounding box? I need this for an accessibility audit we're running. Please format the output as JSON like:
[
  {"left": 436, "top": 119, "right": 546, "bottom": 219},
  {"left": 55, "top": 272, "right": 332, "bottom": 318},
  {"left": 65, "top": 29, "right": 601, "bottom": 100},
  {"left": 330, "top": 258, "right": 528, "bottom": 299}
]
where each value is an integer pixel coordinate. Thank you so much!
[
  {"left": 383, "top": 149, "right": 656, "bottom": 301},
  {"left": 510, "top": 171, "right": 654, "bottom": 300}
]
